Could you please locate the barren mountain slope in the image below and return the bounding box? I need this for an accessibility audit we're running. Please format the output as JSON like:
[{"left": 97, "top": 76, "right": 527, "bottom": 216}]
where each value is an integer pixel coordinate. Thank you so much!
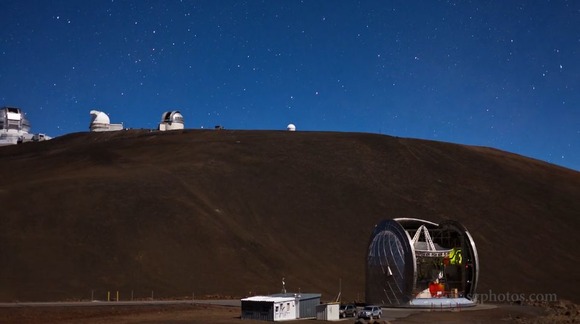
[{"left": 0, "top": 130, "right": 578, "bottom": 303}]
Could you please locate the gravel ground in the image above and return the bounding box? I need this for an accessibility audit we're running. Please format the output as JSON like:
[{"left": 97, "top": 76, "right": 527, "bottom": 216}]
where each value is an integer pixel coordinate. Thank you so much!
[{"left": 1, "top": 300, "right": 578, "bottom": 324}]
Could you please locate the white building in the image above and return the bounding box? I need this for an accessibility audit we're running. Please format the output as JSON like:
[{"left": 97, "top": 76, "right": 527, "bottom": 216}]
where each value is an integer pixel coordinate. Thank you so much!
[
  {"left": 89, "top": 110, "right": 123, "bottom": 132},
  {"left": 316, "top": 303, "right": 340, "bottom": 321},
  {"left": 158, "top": 111, "right": 184, "bottom": 131},
  {"left": 241, "top": 296, "right": 297, "bottom": 321},
  {"left": 0, "top": 106, "right": 51, "bottom": 145},
  {"left": 241, "top": 293, "right": 321, "bottom": 321}
]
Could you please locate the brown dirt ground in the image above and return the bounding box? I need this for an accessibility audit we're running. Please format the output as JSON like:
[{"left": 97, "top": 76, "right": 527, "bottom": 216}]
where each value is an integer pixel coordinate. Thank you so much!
[
  {"left": 1, "top": 300, "right": 578, "bottom": 324},
  {"left": 1, "top": 130, "right": 579, "bottom": 305}
]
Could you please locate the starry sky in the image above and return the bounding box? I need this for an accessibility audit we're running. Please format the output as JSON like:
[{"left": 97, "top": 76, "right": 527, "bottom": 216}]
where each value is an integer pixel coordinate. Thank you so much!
[{"left": 1, "top": 1, "right": 579, "bottom": 171}]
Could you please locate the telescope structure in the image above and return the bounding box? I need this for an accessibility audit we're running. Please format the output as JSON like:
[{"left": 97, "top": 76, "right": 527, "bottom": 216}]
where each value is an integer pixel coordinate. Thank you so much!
[
  {"left": 158, "top": 111, "right": 184, "bottom": 131},
  {"left": 0, "top": 106, "right": 50, "bottom": 145},
  {"left": 366, "top": 218, "right": 479, "bottom": 308},
  {"left": 89, "top": 110, "right": 123, "bottom": 132}
]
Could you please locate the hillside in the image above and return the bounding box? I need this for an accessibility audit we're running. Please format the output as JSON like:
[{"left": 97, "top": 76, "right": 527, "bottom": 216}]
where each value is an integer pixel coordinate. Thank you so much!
[{"left": 0, "top": 130, "right": 579, "bottom": 303}]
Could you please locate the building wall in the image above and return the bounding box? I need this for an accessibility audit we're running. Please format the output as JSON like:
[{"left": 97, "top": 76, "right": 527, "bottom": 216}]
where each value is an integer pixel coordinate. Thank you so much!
[
  {"left": 243, "top": 294, "right": 321, "bottom": 320},
  {"left": 298, "top": 296, "right": 320, "bottom": 318},
  {"left": 316, "top": 304, "right": 340, "bottom": 321},
  {"left": 270, "top": 293, "right": 321, "bottom": 318},
  {"left": 241, "top": 298, "right": 298, "bottom": 321},
  {"left": 241, "top": 300, "right": 274, "bottom": 321},
  {"left": 273, "top": 300, "right": 296, "bottom": 321}
]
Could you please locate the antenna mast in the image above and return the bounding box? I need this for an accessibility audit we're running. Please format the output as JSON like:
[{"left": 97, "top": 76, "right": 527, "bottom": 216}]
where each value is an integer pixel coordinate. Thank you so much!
[{"left": 281, "top": 277, "right": 286, "bottom": 294}]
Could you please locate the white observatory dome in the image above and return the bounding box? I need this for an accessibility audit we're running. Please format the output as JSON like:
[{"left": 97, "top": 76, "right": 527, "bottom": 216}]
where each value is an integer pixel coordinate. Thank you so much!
[
  {"left": 90, "top": 110, "right": 111, "bottom": 126},
  {"left": 287, "top": 123, "right": 296, "bottom": 131},
  {"left": 89, "top": 110, "right": 123, "bottom": 132},
  {"left": 0, "top": 106, "right": 51, "bottom": 145},
  {"left": 158, "top": 111, "right": 185, "bottom": 131}
]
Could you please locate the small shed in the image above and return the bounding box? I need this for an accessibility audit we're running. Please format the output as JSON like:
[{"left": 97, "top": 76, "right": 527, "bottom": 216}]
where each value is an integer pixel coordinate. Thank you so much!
[
  {"left": 241, "top": 296, "right": 297, "bottom": 321},
  {"left": 316, "top": 303, "right": 340, "bottom": 321}
]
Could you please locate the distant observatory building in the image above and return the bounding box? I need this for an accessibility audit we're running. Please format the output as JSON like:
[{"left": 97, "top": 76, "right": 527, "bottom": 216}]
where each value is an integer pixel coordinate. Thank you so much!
[
  {"left": 0, "top": 106, "right": 51, "bottom": 145},
  {"left": 89, "top": 110, "right": 123, "bottom": 132},
  {"left": 158, "top": 111, "right": 184, "bottom": 131},
  {"left": 287, "top": 123, "right": 296, "bottom": 131}
]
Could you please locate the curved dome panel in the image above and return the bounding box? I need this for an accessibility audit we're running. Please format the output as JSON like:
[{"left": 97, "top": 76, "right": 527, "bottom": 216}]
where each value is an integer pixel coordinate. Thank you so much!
[
  {"left": 366, "top": 219, "right": 416, "bottom": 306},
  {"left": 287, "top": 124, "right": 296, "bottom": 131},
  {"left": 438, "top": 220, "right": 479, "bottom": 300},
  {"left": 90, "top": 110, "right": 111, "bottom": 125},
  {"left": 169, "top": 111, "right": 184, "bottom": 124},
  {"left": 159, "top": 111, "right": 184, "bottom": 131}
]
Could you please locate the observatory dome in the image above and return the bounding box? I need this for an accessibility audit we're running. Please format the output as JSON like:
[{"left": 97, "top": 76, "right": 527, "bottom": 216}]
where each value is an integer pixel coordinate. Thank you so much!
[
  {"left": 0, "top": 106, "right": 50, "bottom": 145},
  {"left": 90, "top": 110, "right": 111, "bottom": 126},
  {"left": 89, "top": 110, "right": 123, "bottom": 132},
  {"left": 287, "top": 123, "right": 296, "bottom": 131},
  {"left": 158, "top": 111, "right": 184, "bottom": 131}
]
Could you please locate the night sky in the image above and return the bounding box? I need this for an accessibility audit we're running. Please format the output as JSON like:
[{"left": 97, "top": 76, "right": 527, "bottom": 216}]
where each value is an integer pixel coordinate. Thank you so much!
[{"left": 1, "top": 1, "right": 579, "bottom": 171}]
